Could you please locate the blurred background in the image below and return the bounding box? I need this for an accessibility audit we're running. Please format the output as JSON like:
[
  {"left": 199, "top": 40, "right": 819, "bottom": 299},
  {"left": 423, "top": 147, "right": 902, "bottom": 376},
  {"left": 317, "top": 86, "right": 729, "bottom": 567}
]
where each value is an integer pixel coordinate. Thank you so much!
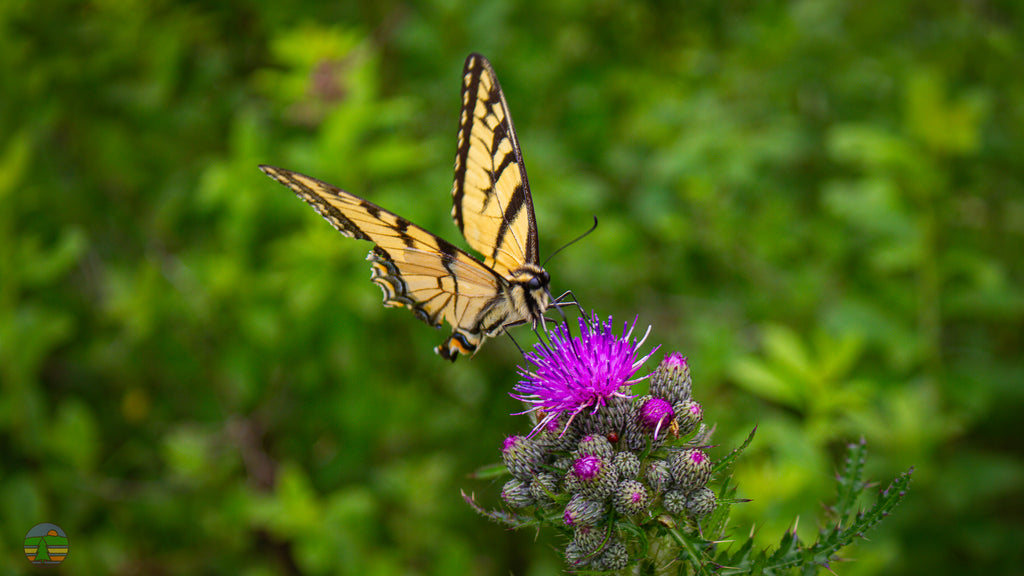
[{"left": 2, "top": 0, "right": 1022, "bottom": 574}]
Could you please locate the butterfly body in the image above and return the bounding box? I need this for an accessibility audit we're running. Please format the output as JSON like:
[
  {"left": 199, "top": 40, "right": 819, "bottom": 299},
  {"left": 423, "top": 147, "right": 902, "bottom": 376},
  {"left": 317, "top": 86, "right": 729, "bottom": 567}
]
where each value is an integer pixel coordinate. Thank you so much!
[{"left": 260, "top": 54, "right": 550, "bottom": 361}]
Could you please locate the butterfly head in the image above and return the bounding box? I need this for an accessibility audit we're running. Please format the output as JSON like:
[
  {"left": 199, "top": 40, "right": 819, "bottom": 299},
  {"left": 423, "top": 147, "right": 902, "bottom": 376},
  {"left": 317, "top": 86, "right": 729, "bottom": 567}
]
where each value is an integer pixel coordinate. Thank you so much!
[{"left": 509, "top": 264, "right": 552, "bottom": 327}]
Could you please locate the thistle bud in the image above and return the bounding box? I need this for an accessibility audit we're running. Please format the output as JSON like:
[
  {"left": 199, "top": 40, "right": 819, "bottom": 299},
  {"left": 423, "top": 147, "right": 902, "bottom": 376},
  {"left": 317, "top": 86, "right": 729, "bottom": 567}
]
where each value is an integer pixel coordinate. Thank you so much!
[
  {"left": 565, "top": 526, "right": 606, "bottom": 568},
  {"left": 579, "top": 392, "right": 632, "bottom": 437},
  {"left": 613, "top": 479, "right": 650, "bottom": 516},
  {"left": 529, "top": 472, "right": 559, "bottom": 504},
  {"left": 620, "top": 417, "right": 648, "bottom": 452},
  {"left": 645, "top": 459, "right": 673, "bottom": 495},
  {"left": 685, "top": 487, "right": 717, "bottom": 518},
  {"left": 649, "top": 352, "right": 692, "bottom": 404},
  {"left": 613, "top": 451, "right": 641, "bottom": 480},
  {"left": 563, "top": 493, "right": 606, "bottom": 527},
  {"left": 534, "top": 412, "right": 581, "bottom": 452},
  {"left": 672, "top": 399, "right": 703, "bottom": 436},
  {"left": 572, "top": 524, "right": 607, "bottom": 554},
  {"left": 663, "top": 488, "right": 688, "bottom": 516},
  {"left": 564, "top": 539, "right": 588, "bottom": 568},
  {"left": 593, "top": 539, "right": 629, "bottom": 571},
  {"left": 501, "top": 435, "right": 543, "bottom": 480},
  {"left": 575, "top": 434, "right": 614, "bottom": 460},
  {"left": 570, "top": 454, "right": 619, "bottom": 500},
  {"left": 553, "top": 455, "right": 572, "bottom": 472},
  {"left": 501, "top": 478, "right": 535, "bottom": 508},
  {"left": 669, "top": 448, "right": 712, "bottom": 492},
  {"left": 637, "top": 396, "right": 675, "bottom": 439}
]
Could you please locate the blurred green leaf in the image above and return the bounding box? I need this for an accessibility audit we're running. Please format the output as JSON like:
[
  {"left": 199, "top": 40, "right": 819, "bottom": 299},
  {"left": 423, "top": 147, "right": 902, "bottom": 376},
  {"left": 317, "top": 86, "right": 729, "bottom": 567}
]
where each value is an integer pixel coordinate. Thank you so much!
[
  {"left": 48, "top": 399, "right": 100, "bottom": 472},
  {"left": 905, "top": 70, "right": 988, "bottom": 156}
]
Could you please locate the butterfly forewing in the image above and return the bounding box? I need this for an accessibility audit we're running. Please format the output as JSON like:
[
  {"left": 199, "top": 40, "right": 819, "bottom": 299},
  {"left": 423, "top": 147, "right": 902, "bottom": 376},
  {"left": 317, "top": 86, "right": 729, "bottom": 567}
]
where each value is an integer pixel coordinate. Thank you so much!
[{"left": 451, "top": 53, "right": 539, "bottom": 275}]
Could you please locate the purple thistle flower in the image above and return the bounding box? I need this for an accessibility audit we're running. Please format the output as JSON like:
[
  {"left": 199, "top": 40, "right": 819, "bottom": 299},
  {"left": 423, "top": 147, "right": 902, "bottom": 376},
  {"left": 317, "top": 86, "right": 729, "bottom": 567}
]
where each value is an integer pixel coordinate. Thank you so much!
[{"left": 513, "top": 313, "right": 659, "bottom": 435}]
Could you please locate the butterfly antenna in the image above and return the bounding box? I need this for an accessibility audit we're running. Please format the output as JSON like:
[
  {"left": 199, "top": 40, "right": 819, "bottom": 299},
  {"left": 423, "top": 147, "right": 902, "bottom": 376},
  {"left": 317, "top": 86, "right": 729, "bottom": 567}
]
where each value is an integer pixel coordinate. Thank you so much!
[{"left": 543, "top": 216, "right": 598, "bottom": 268}]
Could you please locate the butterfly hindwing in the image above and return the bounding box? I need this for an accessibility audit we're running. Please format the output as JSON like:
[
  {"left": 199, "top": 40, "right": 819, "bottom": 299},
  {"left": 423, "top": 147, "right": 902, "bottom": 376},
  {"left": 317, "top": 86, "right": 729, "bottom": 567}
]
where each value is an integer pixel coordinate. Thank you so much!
[
  {"left": 452, "top": 53, "right": 540, "bottom": 276},
  {"left": 260, "top": 166, "right": 522, "bottom": 359}
]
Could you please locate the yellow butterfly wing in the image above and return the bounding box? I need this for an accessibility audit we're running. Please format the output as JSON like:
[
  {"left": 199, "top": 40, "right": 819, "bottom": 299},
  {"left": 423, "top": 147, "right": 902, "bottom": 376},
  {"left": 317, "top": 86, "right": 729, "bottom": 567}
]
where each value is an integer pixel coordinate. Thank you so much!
[
  {"left": 260, "top": 166, "right": 536, "bottom": 360},
  {"left": 451, "top": 53, "right": 540, "bottom": 276}
]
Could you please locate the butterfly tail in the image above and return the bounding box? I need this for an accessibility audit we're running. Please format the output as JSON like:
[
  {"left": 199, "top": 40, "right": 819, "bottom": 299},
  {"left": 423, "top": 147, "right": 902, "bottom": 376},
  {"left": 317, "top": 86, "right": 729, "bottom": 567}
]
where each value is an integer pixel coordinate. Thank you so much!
[{"left": 436, "top": 330, "right": 481, "bottom": 362}]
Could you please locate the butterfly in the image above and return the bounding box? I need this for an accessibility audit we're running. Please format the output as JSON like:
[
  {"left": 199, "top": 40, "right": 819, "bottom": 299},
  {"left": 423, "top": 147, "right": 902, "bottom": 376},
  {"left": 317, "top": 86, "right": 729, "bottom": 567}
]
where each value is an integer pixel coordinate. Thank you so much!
[{"left": 260, "top": 53, "right": 551, "bottom": 361}]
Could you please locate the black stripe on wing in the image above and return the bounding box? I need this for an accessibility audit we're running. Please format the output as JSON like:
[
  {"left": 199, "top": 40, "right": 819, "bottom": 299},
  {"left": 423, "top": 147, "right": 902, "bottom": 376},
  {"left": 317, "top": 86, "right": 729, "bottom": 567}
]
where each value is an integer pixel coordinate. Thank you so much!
[{"left": 450, "top": 53, "right": 540, "bottom": 272}]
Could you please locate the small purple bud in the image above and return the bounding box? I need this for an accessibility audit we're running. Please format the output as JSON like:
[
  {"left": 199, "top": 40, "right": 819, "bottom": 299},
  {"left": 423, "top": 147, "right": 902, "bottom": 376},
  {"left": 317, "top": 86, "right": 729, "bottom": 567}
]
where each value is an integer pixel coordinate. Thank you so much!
[
  {"left": 571, "top": 454, "right": 619, "bottom": 500},
  {"left": 501, "top": 435, "right": 520, "bottom": 454},
  {"left": 501, "top": 435, "right": 543, "bottom": 480},
  {"left": 613, "top": 479, "right": 650, "bottom": 516},
  {"left": 672, "top": 399, "right": 703, "bottom": 437},
  {"left": 664, "top": 352, "right": 687, "bottom": 368},
  {"left": 574, "top": 455, "right": 603, "bottom": 481},
  {"left": 501, "top": 478, "right": 535, "bottom": 508},
  {"left": 563, "top": 493, "right": 606, "bottom": 527},
  {"left": 575, "top": 434, "right": 614, "bottom": 459},
  {"left": 649, "top": 352, "right": 692, "bottom": 404},
  {"left": 669, "top": 448, "right": 712, "bottom": 492},
  {"left": 638, "top": 397, "right": 675, "bottom": 438}
]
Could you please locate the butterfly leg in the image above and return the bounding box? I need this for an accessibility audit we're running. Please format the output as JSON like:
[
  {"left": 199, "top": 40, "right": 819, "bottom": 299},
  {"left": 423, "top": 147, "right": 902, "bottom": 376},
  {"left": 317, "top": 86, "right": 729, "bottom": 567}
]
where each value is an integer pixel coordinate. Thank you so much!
[
  {"left": 502, "top": 327, "right": 527, "bottom": 357},
  {"left": 545, "top": 289, "right": 585, "bottom": 323}
]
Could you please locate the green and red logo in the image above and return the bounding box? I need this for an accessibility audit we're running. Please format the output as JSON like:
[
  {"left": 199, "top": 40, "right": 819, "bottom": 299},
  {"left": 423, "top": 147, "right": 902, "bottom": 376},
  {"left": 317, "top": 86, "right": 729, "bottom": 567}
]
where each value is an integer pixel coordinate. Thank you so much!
[{"left": 24, "top": 523, "right": 69, "bottom": 565}]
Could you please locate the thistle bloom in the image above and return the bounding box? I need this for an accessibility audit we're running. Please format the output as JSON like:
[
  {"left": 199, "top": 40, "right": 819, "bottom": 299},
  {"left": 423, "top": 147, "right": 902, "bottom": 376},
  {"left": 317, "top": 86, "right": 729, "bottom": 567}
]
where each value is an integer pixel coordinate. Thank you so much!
[
  {"left": 512, "top": 313, "right": 659, "bottom": 435},
  {"left": 468, "top": 307, "right": 906, "bottom": 574}
]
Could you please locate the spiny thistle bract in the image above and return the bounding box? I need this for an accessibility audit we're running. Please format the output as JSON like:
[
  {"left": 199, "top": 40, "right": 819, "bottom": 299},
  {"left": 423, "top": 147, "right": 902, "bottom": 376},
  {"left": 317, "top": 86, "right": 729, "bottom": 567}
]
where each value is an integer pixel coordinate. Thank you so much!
[{"left": 464, "top": 312, "right": 913, "bottom": 574}]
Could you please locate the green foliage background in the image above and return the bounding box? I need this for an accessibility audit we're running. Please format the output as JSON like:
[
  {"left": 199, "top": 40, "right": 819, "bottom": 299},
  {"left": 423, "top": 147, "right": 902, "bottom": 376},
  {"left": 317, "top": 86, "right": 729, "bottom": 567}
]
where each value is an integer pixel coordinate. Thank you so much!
[{"left": 1, "top": 0, "right": 1021, "bottom": 574}]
